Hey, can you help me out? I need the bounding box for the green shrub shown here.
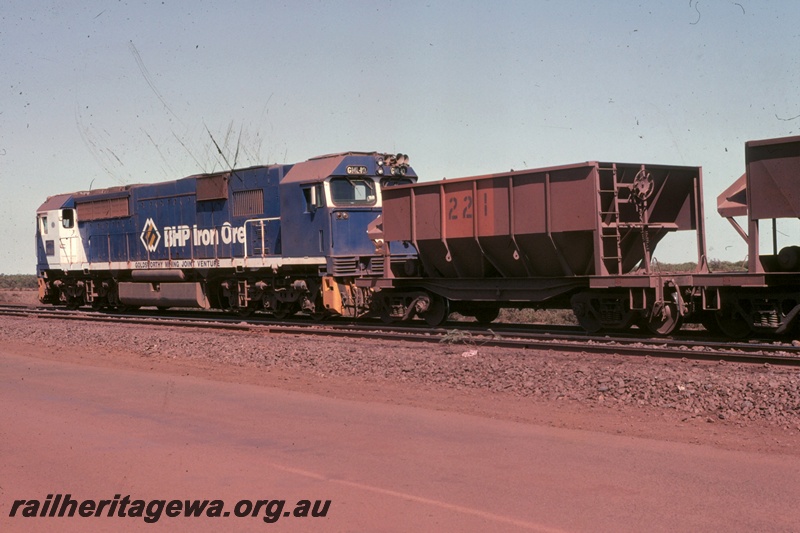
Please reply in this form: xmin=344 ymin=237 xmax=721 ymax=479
xmin=0 ymin=274 xmax=38 ymax=290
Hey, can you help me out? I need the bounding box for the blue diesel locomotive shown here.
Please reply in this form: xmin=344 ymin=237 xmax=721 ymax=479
xmin=36 ymin=152 xmax=416 ymax=318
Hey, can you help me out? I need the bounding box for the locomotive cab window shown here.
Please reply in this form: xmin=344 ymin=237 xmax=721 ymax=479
xmin=329 ymin=177 xmax=376 ymax=206
xmin=303 ymin=184 xmax=324 ymax=212
xmin=39 ymin=215 xmax=48 ymax=234
xmin=62 ymin=208 xmax=75 ymax=229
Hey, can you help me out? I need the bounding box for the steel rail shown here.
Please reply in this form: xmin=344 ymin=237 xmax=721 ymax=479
xmin=1 ymin=305 xmax=799 ymax=367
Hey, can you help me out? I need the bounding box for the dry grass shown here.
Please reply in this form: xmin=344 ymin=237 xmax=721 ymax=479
xmin=0 ymin=290 xmax=39 ymax=305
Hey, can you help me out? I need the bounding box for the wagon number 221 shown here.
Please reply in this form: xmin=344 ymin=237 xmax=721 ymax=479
xmin=448 ymin=195 xmax=473 ymax=220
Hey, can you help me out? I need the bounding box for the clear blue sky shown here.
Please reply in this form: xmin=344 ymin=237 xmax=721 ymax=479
xmin=1 ymin=0 xmax=798 ymax=274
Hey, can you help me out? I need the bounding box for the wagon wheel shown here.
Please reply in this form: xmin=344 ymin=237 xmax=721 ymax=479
xmin=421 ymin=295 xmax=449 ymax=327
xmin=715 ymin=309 xmax=751 ymax=339
xmin=379 ymin=307 xmax=395 ymax=324
xmin=378 ymin=296 xmax=396 ymax=324
xmin=645 ymin=302 xmax=682 ymax=336
xmin=699 ymin=312 xmax=723 ymax=335
xmin=472 ymin=306 xmax=500 ymax=326
xmin=570 ymin=293 xmax=603 ymax=334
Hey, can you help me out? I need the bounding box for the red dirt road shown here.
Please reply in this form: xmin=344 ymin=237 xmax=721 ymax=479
xmin=2 ymin=348 xmax=800 ymax=532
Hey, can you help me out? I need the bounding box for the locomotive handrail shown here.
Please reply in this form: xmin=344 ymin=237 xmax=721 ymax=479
xmin=243 ymin=217 xmax=280 ymax=260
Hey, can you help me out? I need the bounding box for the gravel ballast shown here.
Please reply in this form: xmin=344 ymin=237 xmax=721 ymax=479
xmin=2 ymin=315 xmax=799 ymax=431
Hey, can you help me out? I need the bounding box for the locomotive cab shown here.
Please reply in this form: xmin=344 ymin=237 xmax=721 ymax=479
xmin=278 ymin=152 xmax=417 ymax=278
xmin=266 ymin=152 xmax=417 ymax=317
xmin=35 ymin=194 xmax=88 ymax=305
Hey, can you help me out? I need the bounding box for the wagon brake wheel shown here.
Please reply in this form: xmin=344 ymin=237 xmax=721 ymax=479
xmin=645 ymin=302 xmax=682 ymax=336
xmin=631 ymin=169 xmax=654 ymax=201
xmin=422 ymin=295 xmax=449 ymax=327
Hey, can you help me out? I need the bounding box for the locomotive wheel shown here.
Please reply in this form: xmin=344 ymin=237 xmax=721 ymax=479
xmin=236 ymin=305 xmax=256 ymax=318
xmin=422 ymin=295 xmax=449 ymax=327
xmin=309 ymin=293 xmax=330 ymax=321
xmin=65 ymin=297 xmax=82 ymax=310
xmin=311 ymin=310 xmax=329 ymax=321
xmin=645 ymin=302 xmax=682 ymax=336
xmin=715 ymin=310 xmax=751 ymax=339
xmin=272 ymin=302 xmax=298 ymax=320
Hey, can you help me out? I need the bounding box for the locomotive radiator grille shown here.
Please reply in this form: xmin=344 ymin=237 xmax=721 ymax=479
xmin=332 ymin=256 xmax=384 ymax=276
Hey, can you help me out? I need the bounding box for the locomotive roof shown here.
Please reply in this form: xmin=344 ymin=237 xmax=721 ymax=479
xmin=281 ymin=155 xmax=346 ymax=185
xmin=36 ymin=193 xmax=74 ymax=213
xmin=35 ymin=164 xmax=277 ymax=211
xmin=307 ymin=151 xmax=384 ymax=160
xmin=37 ymin=152 xmax=397 ymax=210
xmin=281 ymin=151 xmax=385 ymax=185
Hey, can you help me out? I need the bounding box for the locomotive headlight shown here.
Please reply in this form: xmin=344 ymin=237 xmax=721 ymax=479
xmin=376 ymin=157 xmax=385 ymax=167
xmin=376 ymin=167 xmax=384 ymax=175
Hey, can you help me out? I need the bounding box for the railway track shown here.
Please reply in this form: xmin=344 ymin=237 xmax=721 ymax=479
xmin=2 ymin=304 xmax=800 ymax=367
